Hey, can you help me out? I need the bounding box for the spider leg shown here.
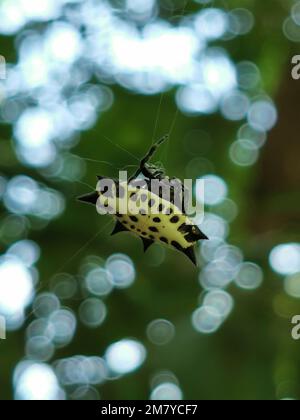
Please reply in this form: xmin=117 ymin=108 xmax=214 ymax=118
xmin=140 ymin=135 xmax=169 ymax=169
xmin=129 ymin=135 xmax=169 ymax=181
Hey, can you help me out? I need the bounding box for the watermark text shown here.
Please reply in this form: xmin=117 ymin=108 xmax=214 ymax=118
xmin=0 ymin=316 xmax=6 ymax=340
xmin=94 ymin=172 xmax=205 ymax=223
xmin=0 ymin=55 xmax=6 ymax=80
xmin=292 ymin=55 xmax=300 ymax=80
xmin=291 ymin=315 xmax=300 ymax=340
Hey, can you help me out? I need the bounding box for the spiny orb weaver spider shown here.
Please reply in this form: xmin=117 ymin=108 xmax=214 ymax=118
xmin=78 ymin=135 xmax=208 ymax=265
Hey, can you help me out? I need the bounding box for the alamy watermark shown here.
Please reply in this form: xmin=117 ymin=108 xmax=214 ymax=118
xmin=0 ymin=55 xmax=6 ymax=80
xmin=291 ymin=55 xmax=300 ymax=80
xmin=0 ymin=315 xmax=6 ymax=340
xmin=92 ymin=172 xmax=205 ymax=222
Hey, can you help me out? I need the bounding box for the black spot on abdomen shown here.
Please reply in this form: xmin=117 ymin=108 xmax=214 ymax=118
xmin=149 ymin=226 xmax=158 ymax=233
xmin=129 ymin=216 xmax=138 ymax=222
xmin=160 ymin=237 xmax=168 ymax=244
xmin=170 ymin=216 xmax=179 ymax=224
xmin=153 ymin=217 xmax=161 ymax=223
